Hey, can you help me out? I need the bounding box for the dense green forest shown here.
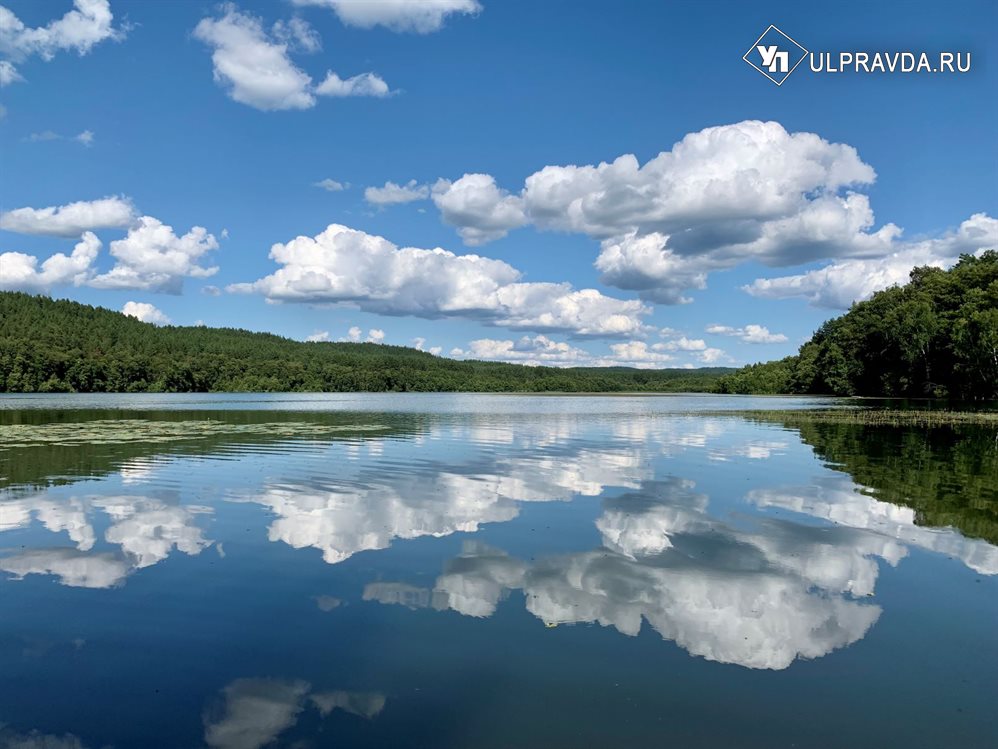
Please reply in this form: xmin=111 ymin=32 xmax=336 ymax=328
xmin=715 ymin=252 xmax=998 ymax=399
xmin=0 ymin=292 xmax=730 ymax=393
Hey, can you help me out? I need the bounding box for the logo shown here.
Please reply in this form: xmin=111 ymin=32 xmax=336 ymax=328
xmin=743 ymin=25 xmax=809 ymax=85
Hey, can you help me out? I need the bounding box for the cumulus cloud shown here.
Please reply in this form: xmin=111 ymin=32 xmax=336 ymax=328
xmin=310 ymin=690 xmax=386 ymax=719
xmin=0 ymin=1 xmax=123 ymax=71
xmin=0 ymin=493 xmax=213 ymax=588
xmin=430 ymin=121 xmax=950 ymax=305
xmin=315 ymin=70 xmax=391 ymax=98
xmin=202 ymin=678 xmax=386 ymax=749
xmin=432 ymin=174 xmax=528 ymax=245
xmin=292 ymin=0 xmax=481 ymax=33
xmin=194 ymin=6 xmax=391 ymax=111
xmin=366 ymin=328 xmax=385 ymax=343
xmin=0 ymin=208 xmax=219 ymax=294
xmin=450 ymin=334 xmax=718 ymax=369
xmin=0 ymin=232 xmax=100 ymax=292
xmin=749 ymin=476 xmax=998 ymax=576
xmin=344 ymin=325 xmax=362 ymax=342
xmin=194 ymin=6 xmax=316 ymax=111
xmin=235 ymin=420 xmax=650 ymax=564
xmin=89 ymin=216 xmax=219 ymax=293
xmin=228 ymin=223 xmax=650 ymax=337
xmin=364 ymin=179 xmax=429 ymax=206
xmin=706 ymin=324 xmax=788 ymax=343
xmin=271 ymin=16 xmax=321 ymax=53
xmin=306 ymin=330 xmax=330 ymax=342
xmin=0 ymin=59 xmax=24 ymax=86
xmin=204 ymin=678 xmax=311 ymax=749
xmin=658 ymin=335 xmax=707 ymax=351
xmin=0 ymin=196 xmax=135 ymax=237
xmin=0 ymin=548 xmax=130 ymax=588
xmin=122 ymin=301 xmax=170 ymax=325
xmin=411 ymin=337 xmax=443 ymax=355
xmin=367 ymin=477 xmax=895 ymax=670
xmin=0 ymin=726 xmax=91 ymax=749
xmin=745 ymin=213 xmax=998 ymax=308
xmin=453 ymin=335 xmax=592 ymax=366
xmin=313 ymin=177 xmax=346 ymax=191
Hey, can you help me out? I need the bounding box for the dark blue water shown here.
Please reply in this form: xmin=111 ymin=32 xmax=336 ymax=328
xmin=1 ymin=394 xmax=995 ymax=748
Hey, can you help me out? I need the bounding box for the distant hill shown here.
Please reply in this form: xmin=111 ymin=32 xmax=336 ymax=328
xmin=714 ymin=252 xmax=998 ymax=400
xmin=0 ymin=292 xmax=732 ymax=393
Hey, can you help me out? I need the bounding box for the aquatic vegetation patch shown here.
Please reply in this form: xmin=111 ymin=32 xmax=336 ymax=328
xmin=705 ymin=409 xmax=998 ymax=428
xmin=0 ymin=419 xmax=388 ymax=448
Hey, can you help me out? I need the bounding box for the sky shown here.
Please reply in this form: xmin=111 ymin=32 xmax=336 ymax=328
xmin=1 ymin=0 xmax=996 ymax=369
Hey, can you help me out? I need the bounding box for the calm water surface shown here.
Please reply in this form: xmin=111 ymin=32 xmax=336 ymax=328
xmin=1 ymin=394 xmax=996 ymax=748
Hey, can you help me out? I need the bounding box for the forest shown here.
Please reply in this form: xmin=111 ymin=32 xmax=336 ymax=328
xmin=0 ymin=292 xmax=729 ymax=393
xmin=714 ymin=252 xmax=998 ymax=400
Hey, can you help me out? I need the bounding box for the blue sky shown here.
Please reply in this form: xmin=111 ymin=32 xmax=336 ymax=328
xmin=1 ymin=0 xmax=996 ymax=368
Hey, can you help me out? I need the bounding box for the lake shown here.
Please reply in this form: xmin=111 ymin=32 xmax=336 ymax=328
xmin=1 ymin=394 xmax=995 ymax=749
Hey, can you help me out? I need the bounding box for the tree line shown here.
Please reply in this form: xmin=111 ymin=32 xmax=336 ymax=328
xmin=0 ymin=292 xmax=729 ymax=393
xmin=714 ymin=252 xmax=998 ymax=400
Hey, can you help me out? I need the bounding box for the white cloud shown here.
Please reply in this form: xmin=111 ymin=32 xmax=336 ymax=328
xmin=706 ymin=324 xmax=788 ymax=344
xmin=0 ymin=59 xmax=23 ymax=86
xmin=1 ymin=493 xmax=213 ymax=588
xmin=432 ymin=174 xmax=527 ymax=245
xmin=313 ymin=177 xmax=346 ymax=191
xmin=659 ymin=335 xmax=707 ymax=351
xmin=364 ymin=179 xmax=429 ymax=206
xmin=0 ymin=231 xmax=100 ymax=292
xmin=745 ymin=213 xmax=998 ymax=308
xmin=194 ymin=6 xmax=316 ymax=111
xmin=292 ymin=0 xmax=481 ymax=33
xmin=366 ymin=328 xmax=385 ymax=343
xmin=89 ymin=216 xmax=219 ymax=293
xmin=310 ymin=691 xmax=386 ymax=719
xmin=204 ymin=678 xmax=310 ymax=749
xmin=697 ymin=348 xmax=727 ymax=364
xmin=430 ymin=121 xmax=919 ymax=304
xmin=749 ymin=476 xmax=998 ymax=577
xmin=0 ymin=726 xmax=91 ymax=749
xmin=454 ymin=335 xmax=592 ymax=366
xmin=306 ymin=330 xmax=330 ymax=342
xmin=316 ymin=70 xmax=391 ymax=98
xmin=412 ymin=336 xmax=426 ymax=349
xmin=0 ymin=0 xmax=123 ymax=65
xmin=122 ymin=301 xmax=170 ymax=325
xmin=2 ymin=208 xmax=217 ymax=295
xmin=450 ymin=335 xmax=719 ymax=369
xmin=412 ymin=479 xmax=892 ymax=670
xmin=272 ymin=16 xmax=321 ymax=53
xmin=344 ymin=325 xmax=362 ymax=342
xmin=194 ymin=6 xmax=392 ymax=111
xmin=27 ymin=130 xmax=61 ymax=142
xmin=228 ymin=223 xmax=650 ymax=338
xmin=0 ymin=548 xmax=129 ymax=589
xmin=25 ymin=128 xmax=95 ymax=146
xmin=0 ymin=196 xmax=135 ymax=237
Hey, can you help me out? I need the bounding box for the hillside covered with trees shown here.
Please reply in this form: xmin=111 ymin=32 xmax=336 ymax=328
xmin=0 ymin=293 xmax=730 ymax=393
xmin=715 ymin=252 xmax=998 ymax=400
